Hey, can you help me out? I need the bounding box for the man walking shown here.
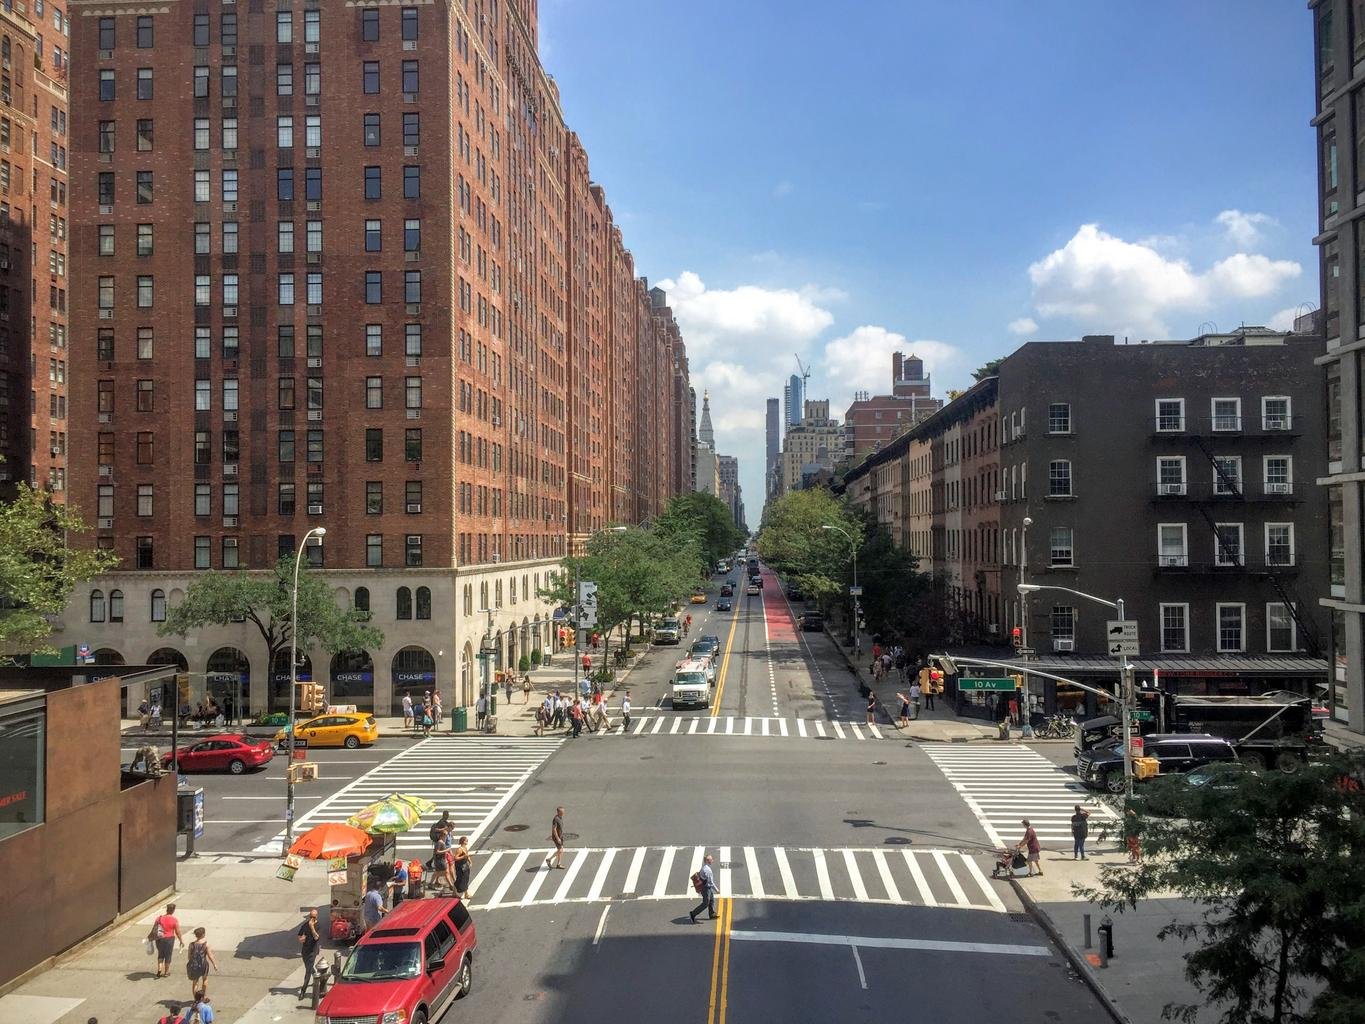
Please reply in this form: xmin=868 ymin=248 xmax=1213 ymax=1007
xmin=550 ymin=691 xmax=564 ymax=729
xmin=475 ymin=692 xmax=488 ymax=732
xmin=923 ymin=670 xmax=936 ymax=711
xmin=362 ymin=881 xmax=386 ymax=931
xmin=620 ymin=691 xmax=632 ymax=732
xmin=296 ymin=908 xmax=320 ymax=999
xmin=1070 ymin=805 xmax=1090 ymax=860
xmin=545 ymin=807 xmax=566 ymax=869
xmin=401 ymin=692 xmax=414 ymax=731
xmin=689 ymin=854 xmax=718 ymax=923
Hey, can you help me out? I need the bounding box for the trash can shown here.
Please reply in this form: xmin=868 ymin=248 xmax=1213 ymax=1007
xmin=489 ymin=693 xmax=497 ymax=716
xmin=451 ymin=707 xmax=467 ymax=733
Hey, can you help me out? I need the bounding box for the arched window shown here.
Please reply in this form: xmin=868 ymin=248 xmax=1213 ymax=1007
xmin=150 ymin=588 xmax=167 ymax=622
xmin=89 ymin=589 xmax=106 ymax=623
xmin=415 ymin=586 xmax=431 ymax=620
xmin=109 ymin=589 xmax=124 ymax=622
xmin=396 ymin=586 xmax=412 ymax=620
xmin=355 ymin=586 xmax=370 ymax=613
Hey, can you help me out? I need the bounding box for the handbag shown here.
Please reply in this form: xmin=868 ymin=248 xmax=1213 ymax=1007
xmin=144 ymin=938 xmax=155 ymax=956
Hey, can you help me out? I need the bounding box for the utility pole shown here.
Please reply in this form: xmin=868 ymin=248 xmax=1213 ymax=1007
xmin=284 ymin=526 xmax=325 ymax=854
xmin=1117 ymin=597 xmax=1134 ymax=799
xmin=1019 ymin=516 xmax=1033 ymax=737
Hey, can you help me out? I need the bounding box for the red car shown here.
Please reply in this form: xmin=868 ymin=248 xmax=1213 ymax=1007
xmin=319 ymin=897 xmax=476 ymax=1023
xmin=160 ymin=734 xmax=274 ymax=775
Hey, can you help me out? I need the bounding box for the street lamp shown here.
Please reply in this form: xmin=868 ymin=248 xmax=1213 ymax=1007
xmin=1017 ymin=582 xmax=1135 ymax=797
xmin=821 ymin=524 xmax=860 ymax=655
xmin=284 ymin=525 xmax=325 ymax=853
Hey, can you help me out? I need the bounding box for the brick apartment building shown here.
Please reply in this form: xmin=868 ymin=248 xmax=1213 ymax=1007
xmin=66 ymin=0 xmax=688 ymax=715
xmin=846 ymin=331 xmax=1329 ymax=713
xmin=843 ymin=351 xmax=943 ymax=462
xmin=0 ymin=2 xmax=69 ymax=494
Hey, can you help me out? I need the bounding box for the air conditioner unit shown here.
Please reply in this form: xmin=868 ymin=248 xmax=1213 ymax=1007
xmin=993 ymin=489 xmax=1006 ymax=501
xmin=491 ymin=553 xmax=500 ymax=563
xmin=492 ymin=415 xmax=501 ymax=427
xmin=223 ymin=463 xmax=238 ymax=476
xmin=222 ymin=516 xmax=238 ymax=527
xmin=223 ymin=410 xmax=238 ymax=422
xmin=404 ymin=146 xmax=418 ymax=157
xmin=98 ymin=309 xmax=113 ymax=320
xmin=307 ymin=504 xmax=323 ymax=515
xmin=50 ymin=446 xmax=60 ymax=457
xmin=406 ymin=356 xmax=420 ymax=367
xmin=307 ymin=357 xmax=322 ymax=368
xmin=405 ymin=251 xmax=420 ymax=261
xmin=307 ymin=201 xmax=321 ymax=212
xmin=1158 ymin=482 xmax=1185 ymax=495
xmin=406 ymin=304 xmax=421 ymax=315
xmin=305 ymin=42 xmax=318 ymax=54
xmin=97 ymin=517 xmax=113 ymax=529
xmin=1160 ymin=555 xmax=1187 ymax=567
xmin=307 ymin=304 xmax=322 ymax=317
xmin=98 ymin=464 xmax=112 ymax=477
xmin=403 ymin=40 xmax=417 ymax=51
xmin=306 ymin=252 xmax=321 ymax=264
xmin=99 ymin=152 xmax=111 ymax=163
xmin=1266 ymin=482 xmax=1291 ymax=494
xmin=99 ymin=49 xmax=113 ymax=60
xmin=222 ymin=46 xmax=236 ymax=57
xmin=223 ymin=96 xmax=236 ymax=109
xmin=224 ymin=202 xmax=237 ymax=213
xmin=307 ymin=410 xmax=322 ymax=421
xmin=403 ymin=93 xmax=416 ymax=104
xmin=406 ymin=502 xmax=422 ymax=514
xmin=305 ymin=95 xmax=318 ymax=107
xmin=97 ymin=412 xmax=111 ymax=423
xmin=406 ymin=409 xmax=421 ymax=420
xmin=305 ymin=147 xmax=320 ymax=159
xmin=1053 ymin=638 xmax=1075 ymax=652
xmin=1264 ymin=417 xmax=1289 ymax=430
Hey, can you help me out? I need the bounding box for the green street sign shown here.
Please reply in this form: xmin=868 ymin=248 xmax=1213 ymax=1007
xmin=1131 ymin=710 xmax=1155 ymax=722
xmin=957 ymin=677 xmax=1017 ymax=692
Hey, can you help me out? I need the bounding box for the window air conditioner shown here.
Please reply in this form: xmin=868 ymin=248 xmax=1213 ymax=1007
xmin=1053 ymin=638 xmax=1075 ymax=652
xmin=1265 ymin=482 xmax=1290 ymax=494
xmin=1158 ymin=483 xmax=1185 ymax=495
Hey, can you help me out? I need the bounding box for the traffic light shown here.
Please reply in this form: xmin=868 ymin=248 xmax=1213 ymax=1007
xmin=1011 ymin=626 xmax=1022 ymax=648
xmin=307 ymin=683 xmax=325 ymax=713
xmin=1011 ymin=674 xmax=1025 ymax=691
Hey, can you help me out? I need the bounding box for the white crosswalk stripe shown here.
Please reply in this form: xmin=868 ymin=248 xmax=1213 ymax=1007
xmin=921 ymin=744 xmax=1118 ymax=850
xmin=596 ymin=715 xmax=890 ymax=741
xmin=252 ymin=736 xmax=562 ymax=854
xmin=465 ymin=845 xmax=1005 ymax=912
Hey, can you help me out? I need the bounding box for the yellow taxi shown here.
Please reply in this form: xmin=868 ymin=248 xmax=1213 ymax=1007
xmin=689 ymin=590 xmax=708 ymax=604
xmin=274 ymin=712 xmax=380 ymax=750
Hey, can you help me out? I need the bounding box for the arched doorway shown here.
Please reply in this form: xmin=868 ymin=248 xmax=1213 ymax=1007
xmin=92 ymin=647 xmax=125 ymax=665
xmin=207 ymin=647 xmax=251 ymax=721
xmin=391 ymin=646 xmax=436 ymax=716
xmin=270 ymin=648 xmax=314 ymax=713
xmin=142 ymin=647 xmax=186 ymax=713
xmin=330 ymin=650 xmax=375 ymax=711
xmin=461 ymin=642 xmax=475 ymax=706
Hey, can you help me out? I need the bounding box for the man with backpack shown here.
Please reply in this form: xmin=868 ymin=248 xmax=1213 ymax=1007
xmin=689 ymin=854 xmax=718 ymax=923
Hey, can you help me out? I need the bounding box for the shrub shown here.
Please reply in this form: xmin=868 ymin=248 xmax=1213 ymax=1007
xmin=530 ymin=649 xmax=542 ymax=666
xmin=518 ymin=655 xmax=531 ymax=672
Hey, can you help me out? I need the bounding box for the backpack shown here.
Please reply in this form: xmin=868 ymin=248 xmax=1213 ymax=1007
xmin=691 ymin=872 xmax=705 ymax=894
xmin=430 ymin=822 xmax=444 ymax=843
xmin=187 ymin=942 xmax=208 ymax=975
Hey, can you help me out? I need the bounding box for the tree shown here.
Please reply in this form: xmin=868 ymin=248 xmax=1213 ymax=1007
xmin=847 ymin=509 xmax=943 ymax=656
xmin=654 ymin=492 xmax=745 ymax=570
xmin=972 ymin=355 xmax=1006 ymax=381
xmin=159 ymin=556 xmax=383 ymax=681
xmin=1076 ymin=753 xmax=1365 ymax=1024
xmin=756 ymin=489 xmax=861 ymax=608
xmin=0 ymin=485 xmax=120 ymax=658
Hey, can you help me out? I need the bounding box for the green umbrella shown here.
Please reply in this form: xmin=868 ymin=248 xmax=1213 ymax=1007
xmin=346 ymin=793 xmax=438 ymax=834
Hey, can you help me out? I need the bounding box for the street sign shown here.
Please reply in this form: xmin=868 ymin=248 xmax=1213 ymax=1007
xmin=1131 ymin=710 xmax=1154 ymax=722
xmin=1106 ymin=620 xmax=1139 ymax=657
xmin=849 ymin=585 xmax=863 ymax=597
xmin=577 ymin=581 xmax=598 ymax=608
xmin=957 ymin=677 xmax=1017 ymax=692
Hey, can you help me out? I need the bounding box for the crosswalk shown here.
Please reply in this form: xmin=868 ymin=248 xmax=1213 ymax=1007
xmin=254 ymin=736 xmax=563 ymax=854
xmin=921 ymin=744 xmax=1119 ymax=849
xmin=463 ymin=844 xmax=1005 ymax=913
xmin=595 ymin=714 xmax=888 ymax=741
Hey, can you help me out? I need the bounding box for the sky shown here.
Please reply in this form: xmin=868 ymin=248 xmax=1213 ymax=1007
xmin=538 ymin=0 xmax=1320 ymax=521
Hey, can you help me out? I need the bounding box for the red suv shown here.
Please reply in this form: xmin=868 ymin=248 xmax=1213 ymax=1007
xmin=317 ymin=897 xmax=476 ymax=1024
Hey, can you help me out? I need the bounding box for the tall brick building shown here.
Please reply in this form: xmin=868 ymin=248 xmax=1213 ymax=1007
xmin=0 ymin=3 xmax=69 ymax=494
xmin=67 ymin=0 xmax=687 ymax=715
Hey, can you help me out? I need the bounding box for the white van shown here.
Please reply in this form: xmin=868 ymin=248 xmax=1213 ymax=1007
xmin=672 ymin=660 xmax=711 ymax=709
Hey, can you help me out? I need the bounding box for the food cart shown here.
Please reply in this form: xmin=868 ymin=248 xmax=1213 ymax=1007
xmin=328 ymin=831 xmax=397 ymax=942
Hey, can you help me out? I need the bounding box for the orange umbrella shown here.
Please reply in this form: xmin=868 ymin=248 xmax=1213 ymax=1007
xmin=288 ymin=821 xmax=372 ymax=860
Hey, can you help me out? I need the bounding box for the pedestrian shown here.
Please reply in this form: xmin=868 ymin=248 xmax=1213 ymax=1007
xmin=296 ymin=909 xmax=320 ymax=999
xmin=866 ymin=691 xmax=877 ymax=725
xmin=147 ymin=902 xmax=184 ymax=978
xmin=550 ymin=692 xmax=565 ymax=730
xmin=421 ymin=703 xmax=434 ymax=737
xmin=452 ymin=835 xmax=472 ymax=897
xmin=430 ymin=691 xmax=442 ymax=726
xmin=403 ymin=691 xmax=414 ymax=729
xmin=157 ymin=1004 xmax=184 ymax=1024
xmin=923 ymin=672 xmax=936 ymax=711
xmin=909 ymin=679 xmax=922 ymax=720
xmin=522 ymin=675 xmax=533 ymax=704
xmin=475 ymin=693 xmax=488 ymax=731
xmin=581 ymin=652 xmax=591 ymax=674
xmin=412 ymin=696 xmax=426 ymax=738
xmin=361 ymin=881 xmax=386 ymax=931
xmin=138 ymin=697 xmax=152 ymax=731
xmin=545 ymin=806 xmax=566 ymax=868
xmin=1124 ymin=807 xmax=1142 ymax=863
xmin=440 ymin=830 xmax=457 ymax=892
xmin=621 ymin=690 xmax=632 ymax=732
xmin=191 ymin=995 xmax=215 ymax=1024
xmin=569 ymin=699 xmax=583 ymax=738
xmin=1070 ymin=805 xmax=1090 ymax=860
xmin=689 ymin=854 xmax=718 ymax=923
xmin=504 ymin=676 xmax=513 ymax=703
xmin=1020 ymin=819 xmax=1043 ymax=877
xmin=593 ymin=693 xmax=612 ymax=733
xmin=895 ymin=692 xmax=910 ymax=729
xmin=389 ymin=858 xmax=409 ymax=906
xmin=184 ymin=927 xmax=218 ymax=1002
xmin=533 ymin=702 xmax=548 ymax=737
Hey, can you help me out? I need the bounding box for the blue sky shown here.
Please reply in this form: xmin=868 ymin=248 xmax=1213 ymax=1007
xmin=539 ymin=0 xmax=1320 ymax=516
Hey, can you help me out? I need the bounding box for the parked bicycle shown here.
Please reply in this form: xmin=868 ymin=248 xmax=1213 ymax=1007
xmin=1035 ymin=714 xmax=1077 ymax=739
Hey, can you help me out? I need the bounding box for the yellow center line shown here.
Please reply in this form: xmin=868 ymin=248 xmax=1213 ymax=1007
xmin=710 ymin=598 xmax=742 ymax=716
xmin=719 ymin=896 xmax=734 ymax=1022
xmin=707 ymin=897 xmax=725 ymax=1022
xmin=706 ymin=897 xmax=734 ymax=1024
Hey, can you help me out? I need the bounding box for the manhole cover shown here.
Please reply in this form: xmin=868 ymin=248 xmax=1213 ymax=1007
xmin=815 ymin=735 xmax=834 ymax=740
xmin=883 ymin=836 xmax=911 ymax=845
xmin=872 ymin=760 xmax=887 ymax=766
xmin=563 ymin=832 xmax=580 ymax=841
xmin=640 ymin=755 xmax=655 ymax=760
xmin=503 ymin=824 xmax=529 ymax=833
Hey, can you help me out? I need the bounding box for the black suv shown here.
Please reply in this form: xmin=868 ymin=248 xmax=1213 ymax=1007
xmin=1076 ymin=733 xmax=1238 ymax=794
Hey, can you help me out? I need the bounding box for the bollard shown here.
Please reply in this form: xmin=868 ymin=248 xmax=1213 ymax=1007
xmin=1083 ymin=912 xmax=1092 ymax=949
xmin=1098 ymin=915 xmax=1114 ymax=966
xmin=311 ymin=959 xmax=329 ymax=1009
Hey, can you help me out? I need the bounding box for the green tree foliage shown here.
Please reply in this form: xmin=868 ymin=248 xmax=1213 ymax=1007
xmin=159 ymin=556 xmax=383 ymax=674
xmin=849 ymin=509 xmax=943 ymax=655
xmin=1077 ymin=753 xmax=1365 ymax=1024
xmin=654 ymin=492 xmax=745 ymax=570
xmin=756 ymin=489 xmax=861 ymax=604
xmin=0 ymin=485 xmax=120 ymax=657
xmin=972 ymin=356 xmax=1006 ymax=381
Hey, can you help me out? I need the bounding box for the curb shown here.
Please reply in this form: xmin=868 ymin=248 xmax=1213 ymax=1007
xmin=1009 ymin=879 xmax=1130 ymax=1024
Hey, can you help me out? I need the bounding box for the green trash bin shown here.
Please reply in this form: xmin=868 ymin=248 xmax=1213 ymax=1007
xmin=451 ymin=707 xmax=467 ymax=733
xmin=489 ymin=693 xmax=497 ymax=715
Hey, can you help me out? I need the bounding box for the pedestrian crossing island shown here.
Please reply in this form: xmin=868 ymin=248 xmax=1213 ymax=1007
xmin=466 ymin=844 xmax=1006 ymax=914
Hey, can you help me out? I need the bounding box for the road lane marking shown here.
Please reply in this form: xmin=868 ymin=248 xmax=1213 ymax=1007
xmin=726 ymin=929 xmax=1049 ymax=957
xmin=684 ymin=846 xmax=706 ymax=896
xmin=652 ymin=846 xmax=677 ymax=898
xmin=651 ymin=717 xmax=665 ymax=735
xmin=851 ymin=944 xmax=868 ymax=989
xmin=592 ymin=904 xmax=611 ymax=947
xmin=797 ymin=719 xmax=808 ymax=737
xmin=960 ymin=854 xmax=1008 ymax=914
xmin=851 ymin=724 xmax=865 ymax=740
xmin=815 ymin=721 xmax=826 ymax=737
xmin=933 ymin=850 xmax=972 ymax=907
xmin=622 ymin=846 xmax=647 ymax=894
xmin=871 ymin=849 xmax=901 ymax=903
xmin=777 ymin=718 xmax=788 ymax=737
xmin=831 ymin=721 xmax=846 ymax=739
xmin=707 ymin=898 xmax=725 ymax=1024
xmin=719 ymin=846 xmax=732 ymax=896
xmin=586 ymin=847 xmax=617 ymax=902
xmin=719 ymin=897 xmax=733 ymax=1022
xmin=552 ymin=849 xmax=590 ymax=902
xmin=901 ymin=849 xmax=938 ymax=907
xmin=689 ymin=718 xmax=701 ymax=734
xmin=868 ymin=724 xmax=884 ymax=739
xmin=466 ymin=850 xmax=504 ymax=898
xmin=710 ymin=600 xmax=743 ymax=716
xmin=812 ymin=848 xmax=834 ymax=900
xmin=842 ymin=849 xmax=869 ymax=902
xmin=670 ymin=717 xmax=683 ymax=734
xmin=483 ymin=849 xmax=530 ymax=907
xmin=707 ymin=716 xmax=718 ymax=734
xmin=773 ymin=846 xmax=797 ymax=899
xmin=519 ymin=855 xmax=556 ymax=905
xmin=743 ymin=846 xmax=763 ymax=898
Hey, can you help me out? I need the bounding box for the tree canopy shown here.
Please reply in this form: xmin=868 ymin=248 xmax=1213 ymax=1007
xmin=1078 ymin=753 xmax=1365 ymax=1024
xmin=159 ymin=556 xmax=383 ymax=671
xmin=0 ymin=485 xmax=120 ymax=658
xmin=654 ymin=492 xmax=745 ymax=570
xmin=755 ymin=488 xmax=862 ymax=604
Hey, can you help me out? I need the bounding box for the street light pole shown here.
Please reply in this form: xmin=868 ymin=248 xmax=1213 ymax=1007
xmin=284 ymin=525 xmax=326 ymax=854
xmin=821 ymin=524 xmax=860 ymax=655
xmin=1019 ymin=516 xmax=1033 ymax=737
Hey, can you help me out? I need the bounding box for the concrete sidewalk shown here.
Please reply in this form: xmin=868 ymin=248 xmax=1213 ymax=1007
xmin=0 ymin=855 xmax=329 ymax=1024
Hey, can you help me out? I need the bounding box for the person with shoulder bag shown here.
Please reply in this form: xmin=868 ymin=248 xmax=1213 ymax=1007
xmin=148 ymin=902 xmax=184 ymax=978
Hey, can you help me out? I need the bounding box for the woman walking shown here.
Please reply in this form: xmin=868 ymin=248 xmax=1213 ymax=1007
xmin=1070 ymin=805 xmax=1090 ymax=860
xmin=147 ymin=902 xmax=184 ymax=979
xmin=895 ymin=692 xmax=911 ymax=729
xmin=185 ymin=927 xmax=219 ymax=1002
xmin=452 ymin=835 xmax=472 ymax=899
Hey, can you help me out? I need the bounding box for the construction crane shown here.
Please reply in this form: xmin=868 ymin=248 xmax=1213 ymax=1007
xmin=794 ymin=354 xmax=811 ymax=393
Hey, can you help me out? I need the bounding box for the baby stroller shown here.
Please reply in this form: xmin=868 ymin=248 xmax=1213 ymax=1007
xmin=991 ymin=846 xmax=1029 ymax=879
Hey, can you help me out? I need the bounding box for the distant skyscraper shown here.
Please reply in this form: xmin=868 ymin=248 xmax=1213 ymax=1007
xmin=698 ymin=391 xmax=716 ymax=448
xmin=765 ymin=398 xmax=780 ymax=498
xmin=783 ymin=373 xmax=805 ymax=433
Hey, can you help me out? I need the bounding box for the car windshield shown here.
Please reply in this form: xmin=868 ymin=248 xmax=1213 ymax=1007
xmin=339 ymin=942 xmax=421 ymax=981
xmin=676 ymin=672 xmax=706 ymax=686
xmin=661 ymin=619 xmax=679 ymax=629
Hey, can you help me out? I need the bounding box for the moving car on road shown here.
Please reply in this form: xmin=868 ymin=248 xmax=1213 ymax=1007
xmin=656 ymin=617 xmax=682 ymax=644
xmin=716 ymin=597 xmax=732 ymax=611
xmin=317 ymin=896 xmax=475 ymax=1024
xmin=720 ymin=584 xmax=734 ymax=596
xmin=1077 ymin=732 xmax=1238 ymax=794
xmin=691 ymin=636 xmax=721 ymax=661
xmin=274 ymin=711 xmax=380 ymax=750
xmin=689 ymin=590 xmax=708 ymax=604
xmin=160 ymin=734 xmax=274 ymax=775
xmin=672 ymin=660 xmax=711 ymax=709
xmin=799 ymin=611 xmax=824 ymax=632
xmin=746 ymin=582 xmax=761 ymax=596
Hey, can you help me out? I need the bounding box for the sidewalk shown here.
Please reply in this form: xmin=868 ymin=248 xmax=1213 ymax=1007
xmin=1323 ymin=718 xmax=1365 ymax=750
xmin=0 ymin=855 xmax=328 ymax=1024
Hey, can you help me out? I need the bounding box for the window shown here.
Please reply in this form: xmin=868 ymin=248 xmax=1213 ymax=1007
xmin=366 ymin=534 xmax=383 ymax=567
xmin=1160 ymin=604 xmax=1189 ymax=652
xmin=276 ymin=11 xmax=292 ymax=43
xmin=221 ymin=11 xmax=238 ymax=47
xmin=1217 ymin=604 xmax=1245 ymax=652
xmin=304 ymin=9 xmax=320 ymax=44
xmin=1267 ymin=603 xmax=1297 ymax=652
xmin=1047 ymin=459 xmax=1071 ymax=496
xmin=194 ymin=484 xmax=210 ymax=517
xmin=193 ymin=65 xmax=209 ymax=98
xmin=1261 ymin=395 xmax=1291 ymax=431
xmin=1158 ymin=523 xmax=1188 ymax=567
xmin=98 ymin=172 xmax=115 ymax=206
xmin=366 ymin=481 xmax=383 ymax=515
xmin=223 ymin=430 xmax=240 ymax=465
xmin=1048 ymin=526 xmax=1073 ymax=567
xmin=366 ymin=376 xmax=383 ymax=409
xmin=365 ymin=428 xmax=383 ymax=462
xmin=223 ymin=170 xmax=239 ymax=204
xmin=1264 ymin=455 xmax=1292 ymax=495
xmin=1157 ymin=456 xmax=1185 ymax=495
xmin=1211 ymin=397 xmax=1241 ymax=432
xmin=194 ymin=275 xmax=211 ymax=306
xmin=365 ymin=165 xmax=381 ymax=199
xmin=363 ymin=61 xmax=380 ymax=94
xmin=363 ymin=113 xmax=380 ymax=147
xmin=306 ymin=115 xmax=322 ymax=148
xmin=137 ymin=119 xmax=153 ymax=150
xmin=365 ymin=219 xmax=381 ymax=251
xmin=305 ymin=167 xmax=321 ymax=201
xmin=223 ymin=378 xmax=239 ymax=413
xmin=405 ymin=428 xmax=422 ymax=462
xmin=99 ymin=225 xmax=116 ymax=256
xmin=278 ymin=221 xmax=295 ymax=253
xmin=99 ymin=69 xmax=115 ymax=101
xmin=404 ymin=219 xmax=420 ymax=252
xmin=305 ymin=63 xmax=321 ymax=96
xmin=396 ymin=586 xmax=412 ymax=620
xmin=365 ymin=272 xmax=382 ymax=304
xmin=1214 ymin=523 xmax=1244 ymax=567
xmin=405 ymin=480 xmax=422 ymax=513
xmin=1212 ymin=456 xmax=1242 ymax=496
xmin=136 ymin=483 xmax=153 ymax=517
xmin=1155 ymin=398 xmax=1184 ymax=432
xmin=307 ymin=429 xmax=324 ymax=463
xmin=192 ymin=13 xmax=210 ymax=46
xmin=137 ymin=223 xmax=153 ymax=256
xmin=402 ymin=7 xmax=419 ymax=40
xmin=1265 ymin=523 xmax=1295 ymax=567
xmin=137 ymin=67 xmax=153 ymax=100
xmin=96 ymin=328 xmax=115 ymax=361
xmin=99 ymin=16 xmax=116 ymax=49
xmin=306 ymin=221 xmax=323 ymax=252
xmin=278 ymin=429 xmax=295 ymax=463
xmin=222 ymin=537 xmax=240 ymax=569
xmin=136 ymin=171 xmax=153 ymax=204
xmin=366 ymin=324 xmax=383 ymax=356
xmin=90 ymin=589 xmax=106 ymax=623
xmin=277 ymin=62 xmax=293 ymax=95
xmin=402 ymin=60 xmax=418 ymax=94
xmin=403 ymin=112 xmax=419 ymax=147
xmin=405 ymin=534 xmax=423 ymax=567
xmin=137 ymin=537 xmax=154 ymax=570
xmin=361 ymin=8 xmax=379 ymax=41
xmin=277 ymin=167 xmax=294 ymax=201
xmin=278 ymin=376 xmax=296 ymax=410
xmin=194 ymin=170 xmax=211 ymax=203
xmin=405 ymin=324 xmax=422 ymax=357
xmin=404 ymin=164 xmax=420 ymax=199
xmin=222 ymin=117 xmax=238 ymax=150
xmin=278 ymin=273 xmax=295 ymax=306
xmin=405 ymin=376 xmax=422 ymax=409
xmin=98 ymin=120 xmax=115 ymax=154
xmin=193 ymin=536 xmax=210 ymax=569
xmin=136 ymin=275 xmax=153 ymax=307
xmin=150 ymin=588 xmax=167 ymax=620
xmin=1047 ymin=402 xmax=1071 ymax=434
xmin=195 ymin=431 xmax=211 ymax=464
xmin=136 ymin=378 xmax=154 ymax=411
xmin=138 ymin=328 xmax=155 ymax=359
xmin=277 ymin=115 xmax=293 ymax=148
xmin=1050 ymin=606 xmax=1075 ymax=645
xmin=404 ymin=271 xmax=421 ymax=303
xmin=276 ymin=482 xmax=296 ymax=516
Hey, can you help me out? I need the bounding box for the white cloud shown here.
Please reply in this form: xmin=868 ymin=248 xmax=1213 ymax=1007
xmin=772 ymin=180 xmax=795 ymax=199
xmin=655 ymin=271 xmax=835 ymax=360
xmin=820 ymin=325 xmax=962 ymax=400
xmin=1027 ymin=223 xmax=1301 ymax=336
xmin=1008 ymin=317 xmax=1039 ymax=336
xmin=1215 ymin=209 xmax=1275 ymax=249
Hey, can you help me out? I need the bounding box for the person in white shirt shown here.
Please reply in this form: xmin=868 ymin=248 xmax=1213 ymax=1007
xmin=620 ymin=691 xmax=632 ymax=731
xmin=401 ymin=693 xmax=414 ymax=730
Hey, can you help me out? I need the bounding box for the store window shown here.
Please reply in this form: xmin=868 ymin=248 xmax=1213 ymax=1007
xmin=0 ymin=703 xmax=45 ymax=839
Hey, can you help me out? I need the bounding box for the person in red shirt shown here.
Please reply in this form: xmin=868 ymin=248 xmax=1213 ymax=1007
xmin=1019 ymin=820 xmax=1043 ymax=876
xmin=146 ymin=901 xmax=185 ymax=978
xmin=581 ymin=652 xmax=591 ymax=673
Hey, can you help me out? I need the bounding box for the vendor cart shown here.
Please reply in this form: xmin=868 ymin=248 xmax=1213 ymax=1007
xmin=328 ymin=832 xmax=397 ymax=942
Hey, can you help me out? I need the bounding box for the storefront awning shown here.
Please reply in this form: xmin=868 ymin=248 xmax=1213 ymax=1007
xmin=948 ymin=651 xmax=1328 ymax=677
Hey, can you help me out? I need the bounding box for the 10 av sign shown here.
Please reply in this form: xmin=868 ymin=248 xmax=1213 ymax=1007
xmin=957 ymin=677 xmax=1017 ymax=692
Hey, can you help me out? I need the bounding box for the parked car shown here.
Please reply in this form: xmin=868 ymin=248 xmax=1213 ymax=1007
xmin=1136 ymin=761 xmax=1261 ymax=817
xmin=160 ymin=734 xmax=274 ymax=775
xmin=655 ymin=617 xmax=682 ymax=644
xmin=798 ymin=611 xmax=824 ymax=632
xmin=317 ymin=897 xmax=475 ymax=1024
xmin=787 ymin=587 xmax=805 ymax=602
xmin=1076 ymin=733 xmax=1238 ymax=794
xmin=690 ymin=637 xmax=720 ymax=660
xmin=275 ymin=712 xmax=379 ymax=750
xmin=715 ymin=597 xmax=732 ymax=611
